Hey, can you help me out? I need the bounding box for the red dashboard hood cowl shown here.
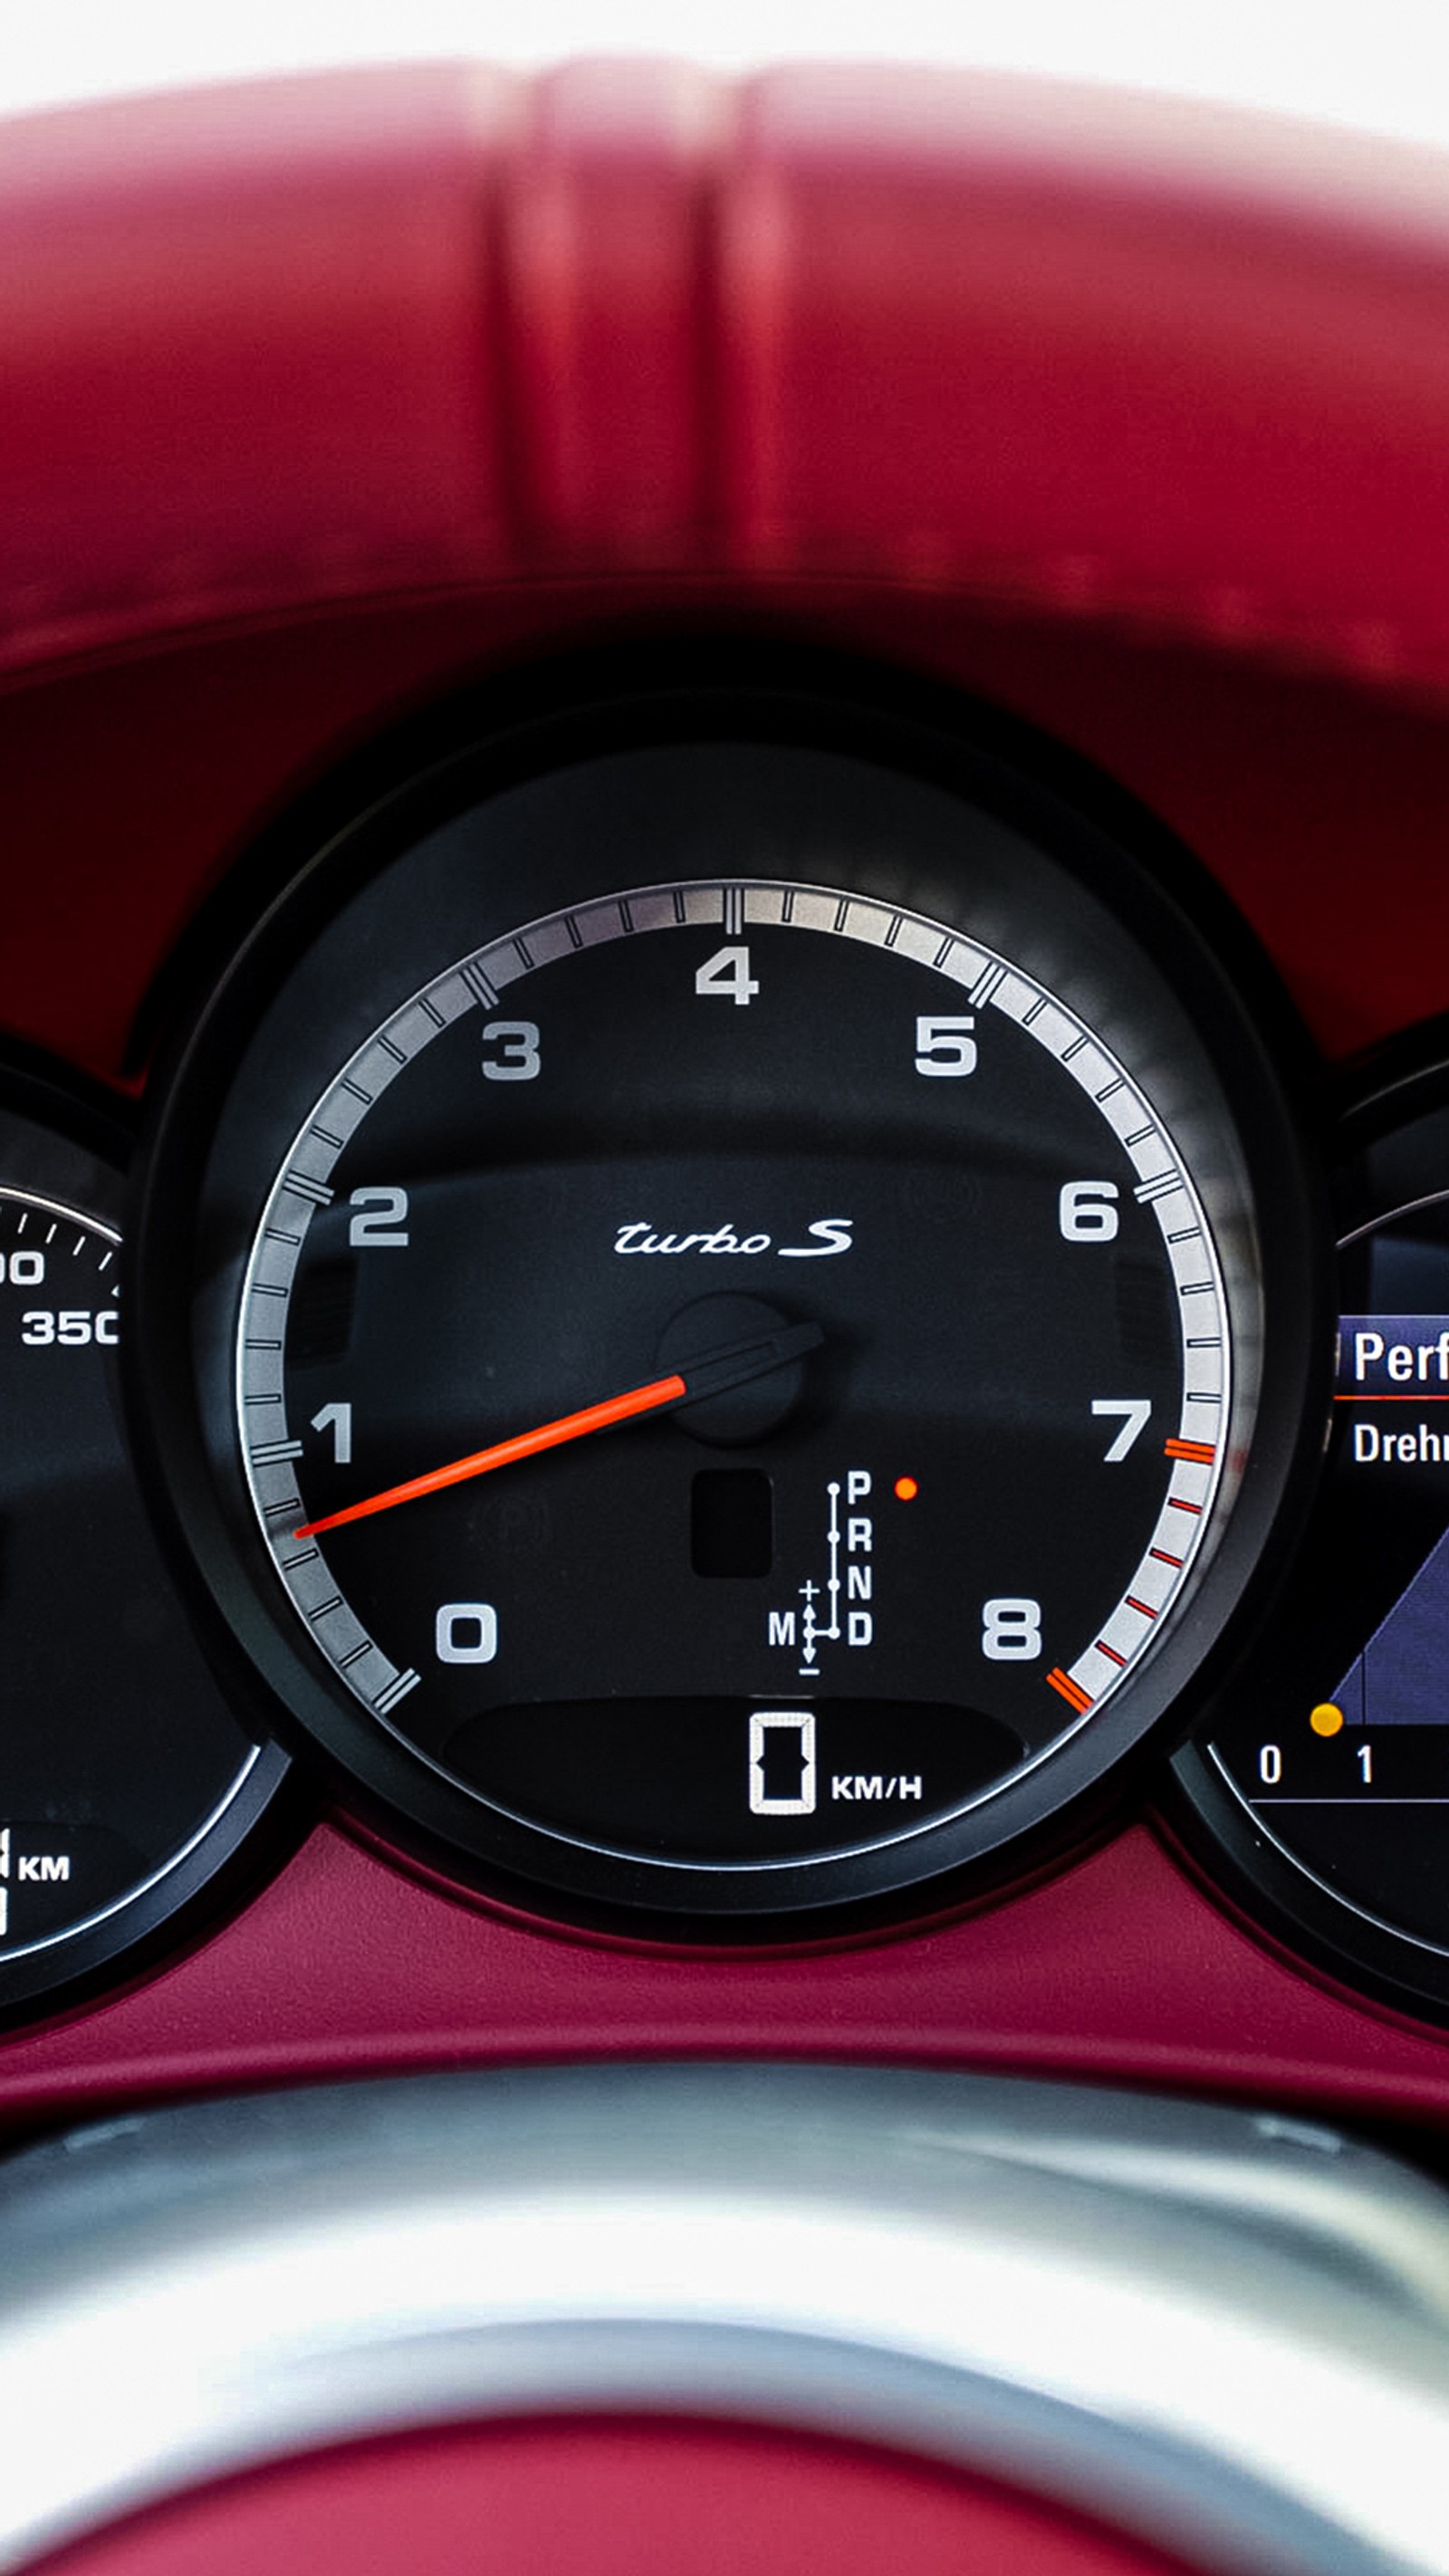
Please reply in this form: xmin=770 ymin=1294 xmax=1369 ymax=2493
xmin=2 ymin=59 xmax=1449 ymax=700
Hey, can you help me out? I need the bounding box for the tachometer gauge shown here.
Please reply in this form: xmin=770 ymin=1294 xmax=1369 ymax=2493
xmin=1174 ymin=1043 xmax=1449 ymax=2023
xmin=0 ymin=1057 xmax=287 ymax=2018
xmin=130 ymin=660 xmax=1325 ymax=1929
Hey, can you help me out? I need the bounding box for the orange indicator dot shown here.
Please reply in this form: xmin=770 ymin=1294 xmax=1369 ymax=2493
xmin=1310 ymin=1702 xmax=1345 ymax=1738
xmin=894 ymin=1475 xmax=918 ymax=1502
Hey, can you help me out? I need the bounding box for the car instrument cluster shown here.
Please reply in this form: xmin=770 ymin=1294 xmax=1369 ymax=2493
xmin=11 ymin=652 xmax=1449 ymax=2015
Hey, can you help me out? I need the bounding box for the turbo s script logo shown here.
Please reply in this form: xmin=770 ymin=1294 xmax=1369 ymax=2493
xmin=612 ymin=1219 xmax=853 ymax=1259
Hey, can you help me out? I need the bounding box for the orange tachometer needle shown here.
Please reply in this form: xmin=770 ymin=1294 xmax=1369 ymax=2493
xmin=293 ymin=1317 xmax=823 ymax=1540
xmin=293 ymin=1374 xmax=687 ymax=1537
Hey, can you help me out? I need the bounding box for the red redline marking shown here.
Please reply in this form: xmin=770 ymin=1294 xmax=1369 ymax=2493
xmin=1167 ymin=1498 xmax=1203 ymax=1515
xmin=1047 ymin=1667 xmax=1093 ymax=1713
xmin=1096 ymin=1642 xmax=1128 ymax=1668
xmin=1333 ymin=1393 xmax=1449 ymax=1402
xmin=1127 ymin=1595 xmax=1159 ymax=1620
xmin=1165 ymin=1437 xmax=1216 ymax=1464
xmin=1149 ymin=1547 xmax=1185 ymax=1570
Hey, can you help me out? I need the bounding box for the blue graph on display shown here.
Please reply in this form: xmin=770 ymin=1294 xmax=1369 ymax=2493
xmin=1331 ymin=1523 xmax=1449 ymax=1725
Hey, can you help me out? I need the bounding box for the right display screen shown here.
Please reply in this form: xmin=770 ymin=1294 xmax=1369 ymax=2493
xmin=1176 ymin=1063 xmax=1449 ymax=2019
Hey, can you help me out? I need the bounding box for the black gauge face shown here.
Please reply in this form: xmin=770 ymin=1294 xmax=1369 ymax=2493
xmin=1176 ymin=1061 xmax=1449 ymax=2022
xmin=0 ymin=1072 xmax=287 ymax=2017
xmin=132 ymin=669 xmax=1323 ymax=1927
xmin=248 ymin=887 xmax=1229 ymax=1858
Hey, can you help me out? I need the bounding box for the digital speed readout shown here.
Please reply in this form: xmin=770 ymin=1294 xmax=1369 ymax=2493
xmin=132 ymin=693 xmax=1319 ymax=1927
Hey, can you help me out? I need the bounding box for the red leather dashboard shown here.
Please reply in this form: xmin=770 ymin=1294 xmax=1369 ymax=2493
xmin=5 ymin=59 xmax=1449 ymax=2123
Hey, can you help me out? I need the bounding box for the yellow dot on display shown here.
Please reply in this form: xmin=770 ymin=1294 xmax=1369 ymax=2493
xmin=894 ymin=1475 xmax=918 ymax=1502
xmin=1310 ymin=1702 xmax=1345 ymax=1737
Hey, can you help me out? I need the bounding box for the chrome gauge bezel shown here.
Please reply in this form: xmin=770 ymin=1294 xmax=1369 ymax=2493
xmin=241 ymin=879 xmax=1236 ymax=1804
xmin=128 ymin=652 xmax=1329 ymax=1937
xmin=0 ymin=1048 xmax=291 ymax=2023
xmin=1170 ymin=1034 xmax=1449 ymax=2027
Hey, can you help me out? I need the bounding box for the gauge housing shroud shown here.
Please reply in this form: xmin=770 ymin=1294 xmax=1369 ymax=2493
xmin=128 ymin=653 xmax=1329 ymax=1935
xmin=1172 ymin=1033 xmax=1449 ymax=2027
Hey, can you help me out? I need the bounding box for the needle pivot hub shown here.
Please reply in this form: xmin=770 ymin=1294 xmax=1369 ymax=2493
xmin=657 ymin=1295 xmax=820 ymax=1446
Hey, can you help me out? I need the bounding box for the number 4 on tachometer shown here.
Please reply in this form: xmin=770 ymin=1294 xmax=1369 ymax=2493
xmin=695 ymin=946 xmax=759 ymax=1006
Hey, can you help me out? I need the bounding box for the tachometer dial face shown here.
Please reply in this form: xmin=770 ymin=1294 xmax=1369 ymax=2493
xmin=0 ymin=1069 xmax=287 ymax=2017
xmin=245 ymin=882 xmax=1230 ymax=1852
xmin=132 ymin=669 xmax=1323 ymax=1927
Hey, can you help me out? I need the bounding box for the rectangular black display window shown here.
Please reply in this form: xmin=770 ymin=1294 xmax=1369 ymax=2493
xmin=691 ymin=1470 xmax=773 ymax=1578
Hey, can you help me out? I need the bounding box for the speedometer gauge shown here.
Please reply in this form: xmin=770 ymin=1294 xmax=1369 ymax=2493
xmin=130 ymin=659 xmax=1325 ymax=1929
xmin=0 ymin=1056 xmax=287 ymax=2017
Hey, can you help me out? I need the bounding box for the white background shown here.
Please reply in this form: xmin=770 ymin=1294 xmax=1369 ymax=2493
xmin=5 ymin=0 xmax=1449 ymax=149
